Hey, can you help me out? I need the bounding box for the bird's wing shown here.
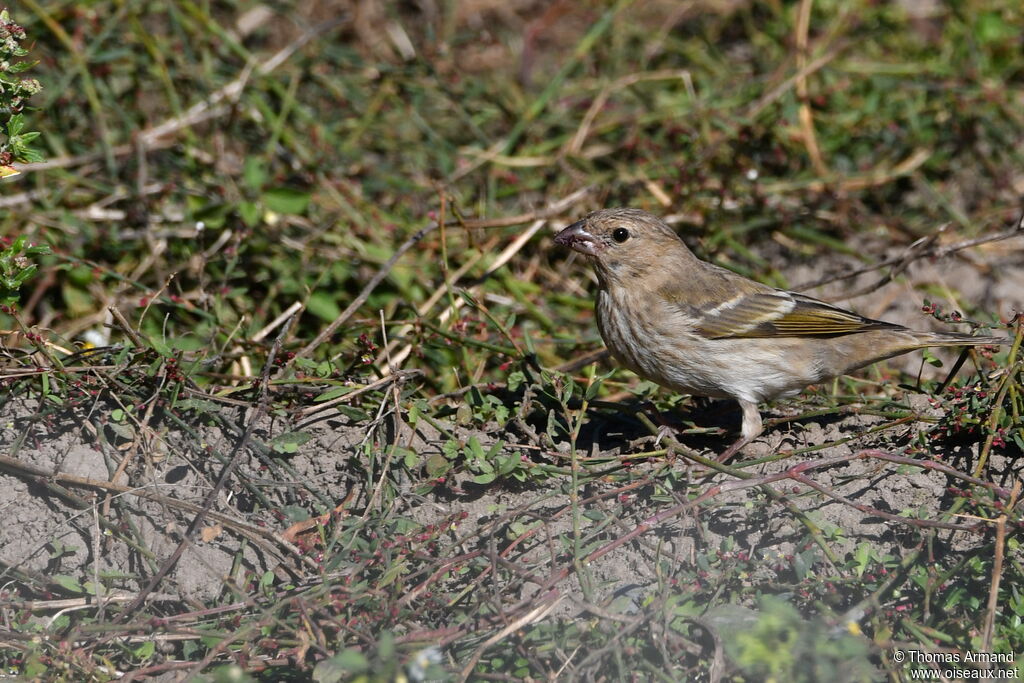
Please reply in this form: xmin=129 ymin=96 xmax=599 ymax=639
xmin=692 ymin=290 xmax=899 ymax=339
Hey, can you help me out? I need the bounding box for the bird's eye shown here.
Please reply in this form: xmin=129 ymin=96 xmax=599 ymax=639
xmin=612 ymin=227 xmax=630 ymax=243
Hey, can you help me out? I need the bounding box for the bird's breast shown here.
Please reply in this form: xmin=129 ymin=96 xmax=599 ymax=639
xmin=595 ymin=285 xmax=706 ymax=388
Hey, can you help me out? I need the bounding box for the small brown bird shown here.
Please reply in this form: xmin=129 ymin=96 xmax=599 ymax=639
xmin=555 ymin=208 xmax=1005 ymax=458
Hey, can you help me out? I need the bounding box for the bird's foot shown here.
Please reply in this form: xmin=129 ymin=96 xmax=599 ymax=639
xmin=653 ymin=423 xmax=676 ymax=448
xmin=717 ymin=435 xmax=752 ymax=464
xmin=628 ymin=423 xmax=678 ymax=450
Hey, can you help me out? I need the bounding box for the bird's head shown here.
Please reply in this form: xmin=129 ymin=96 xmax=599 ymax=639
xmin=554 ymin=208 xmax=693 ymax=285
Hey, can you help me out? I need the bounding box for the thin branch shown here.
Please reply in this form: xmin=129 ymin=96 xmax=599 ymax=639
xmin=795 ymin=210 xmax=1024 ymax=295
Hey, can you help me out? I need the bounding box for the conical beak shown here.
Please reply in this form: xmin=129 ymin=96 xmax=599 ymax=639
xmin=554 ymin=221 xmax=602 ymax=256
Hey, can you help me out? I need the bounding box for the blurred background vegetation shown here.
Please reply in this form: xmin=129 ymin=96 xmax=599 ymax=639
xmin=5 ymin=0 xmax=1022 ymax=385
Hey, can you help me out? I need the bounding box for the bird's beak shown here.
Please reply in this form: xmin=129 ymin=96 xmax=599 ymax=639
xmin=554 ymin=221 xmax=602 ymax=256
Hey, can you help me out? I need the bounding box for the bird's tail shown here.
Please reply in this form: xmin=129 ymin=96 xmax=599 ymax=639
xmin=912 ymin=331 xmax=1007 ymax=348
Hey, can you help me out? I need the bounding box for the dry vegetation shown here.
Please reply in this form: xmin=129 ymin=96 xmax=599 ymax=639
xmin=1 ymin=1 xmax=1023 ymax=681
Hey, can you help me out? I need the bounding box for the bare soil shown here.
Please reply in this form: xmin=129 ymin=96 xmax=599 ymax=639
xmin=1 ymin=240 xmax=1022 ymax=668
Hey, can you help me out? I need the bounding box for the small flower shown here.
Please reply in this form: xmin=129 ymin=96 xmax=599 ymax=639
xmin=407 ymin=646 xmax=443 ymax=682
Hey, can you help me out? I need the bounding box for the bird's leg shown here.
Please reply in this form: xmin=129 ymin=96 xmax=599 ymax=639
xmin=717 ymin=400 xmax=763 ymax=463
xmin=739 ymin=400 xmax=764 ymax=441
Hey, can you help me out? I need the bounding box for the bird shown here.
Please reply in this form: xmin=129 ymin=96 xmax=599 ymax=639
xmin=554 ymin=208 xmax=1006 ymax=460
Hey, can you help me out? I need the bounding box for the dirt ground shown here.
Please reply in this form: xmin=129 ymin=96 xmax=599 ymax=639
xmin=1 ymin=234 xmax=1022 ymax=669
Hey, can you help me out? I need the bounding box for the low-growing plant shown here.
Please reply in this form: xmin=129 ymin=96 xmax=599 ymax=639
xmin=0 ymin=7 xmax=43 ymax=175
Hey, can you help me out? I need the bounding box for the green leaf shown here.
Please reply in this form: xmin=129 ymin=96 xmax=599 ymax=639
xmin=377 ymin=631 xmax=395 ymax=661
xmin=174 ymin=398 xmax=220 ymax=415
xmin=133 ymin=640 xmax=155 ymax=659
xmin=64 ymin=265 xmax=92 ymax=287
xmin=107 ymin=422 xmax=135 ymax=441
xmin=262 ymin=187 xmax=310 ymax=215
xmin=507 ymin=370 xmax=526 ymax=392
xmin=853 ymin=542 xmax=871 ymax=578
xmin=151 ymin=338 xmax=172 ymax=357
xmin=16 ymin=146 xmax=44 ymax=164
xmin=238 ymin=200 xmax=261 ymax=227
xmin=48 ymin=542 xmax=77 ymax=559
xmin=281 ymin=505 xmax=310 ymax=523
xmin=497 ymin=453 xmax=522 ymax=476
xmin=243 ymin=157 xmax=267 ymax=190
xmin=402 ymin=447 xmax=417 ymax=468
xmin=212 ymin=665 xmax=257 ymax=683
xmin=167 ymin=335 xmax=206 ymax=351
xmin=61 ymin=282 xmax=93 ymax=316
xmin=976 ymin=12 xmax=1015 ymax=43
xmin=425 ymin=453 xmax=449 ymax=477
xmin=182 ymin=640 xmax=200 ymax=660
xmin=312 ymin=649 xmax=370 ymax=683
xmin=379 ymin=559 xmax=408 ymax=587
xmin=190 ymin=199 xmax=232 ymax=229
xmin=7 ymin=113 xmax=24 ymax=136
xmin=314 ymin=386 xmax=354 ymax=402
xmin=560 ymin=376 xmax=577 ymax=405
xmin=8 ymin=60 xmax=38 ymax=74
xmin=52 ymin=575 xmax=85 ymax=593
xmin=306 ymin=291 xmax=342 ymax=321
xmin=270 ymin=431 xmax=312 ymax=454
xmin=22 ymin=654 xmax=47 ymax=678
